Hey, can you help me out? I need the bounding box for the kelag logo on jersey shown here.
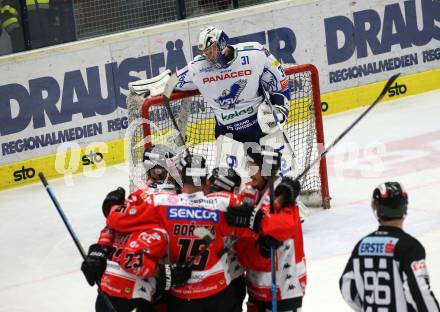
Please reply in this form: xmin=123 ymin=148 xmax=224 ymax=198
xmin=359 ymin=236 xmax=399 ymax=257
xmin=167 ymin=206 xmax=219 ymax=222
xmin=215 ymin=79 xmax=247 ymax=109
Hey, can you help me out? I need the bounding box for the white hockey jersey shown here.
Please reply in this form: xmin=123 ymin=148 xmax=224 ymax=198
xmin=175 ymin=42 xmax=290 ymax=143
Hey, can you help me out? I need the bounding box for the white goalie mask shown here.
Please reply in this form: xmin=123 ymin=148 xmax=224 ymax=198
xmin=198 ymin=26 xmax=229 ymax=67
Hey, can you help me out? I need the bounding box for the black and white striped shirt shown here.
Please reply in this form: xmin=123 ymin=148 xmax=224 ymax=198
xmin=340 ymin=226 xmax=439 ymax=312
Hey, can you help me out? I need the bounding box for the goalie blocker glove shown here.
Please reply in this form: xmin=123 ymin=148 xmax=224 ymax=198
xmin=156 ymin=263 xmax=193 ymax=292
xmin=275 ymin=178 xmax=301 ymax=208
xmin=225 ymin=203 xmax=264 ymax=233
xmin=81 ymin=244 xmax=110 ymax=286
xmin=257 ymin=92 xmax=289 ymax=134
xmin=102 ymin=187 xmax=125 ymax=218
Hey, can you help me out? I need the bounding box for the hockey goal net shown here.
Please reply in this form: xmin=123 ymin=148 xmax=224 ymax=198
xmin=126 ymin=64 xmax=330 ymax=208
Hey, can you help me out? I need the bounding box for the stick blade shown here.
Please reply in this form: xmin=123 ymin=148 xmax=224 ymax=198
xmin=380 ymin=73 xmax=401 ymax=97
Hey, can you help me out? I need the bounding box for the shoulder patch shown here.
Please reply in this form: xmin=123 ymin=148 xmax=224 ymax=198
xmin=411 ymin=259 xmax=429 ymax=278
xmin=272 ymin=59 xmax=281 ymax=68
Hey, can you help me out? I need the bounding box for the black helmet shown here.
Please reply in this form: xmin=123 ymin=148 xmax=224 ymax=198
xmin=245 ymin=145 xmax=281 ymax=177
xmin=372 ymin=182 xmax=408 ymax=220
xmin=209 ymin=167 xmax=241 ymax=193
xmin=178 ymin=154 xmax=208 ymax=186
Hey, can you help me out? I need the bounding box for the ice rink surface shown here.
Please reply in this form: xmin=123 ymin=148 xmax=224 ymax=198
xmin=1 ymin=90 xmax=439 ymax=311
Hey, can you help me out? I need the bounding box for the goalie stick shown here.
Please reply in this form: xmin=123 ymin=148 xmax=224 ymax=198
xmin=38 ymin=173 xmax=117 ymax=312
xmin=162 ymin=73 xmax=192 ymax=157
xmin=295 ymin=73 xmax=401 ymax=183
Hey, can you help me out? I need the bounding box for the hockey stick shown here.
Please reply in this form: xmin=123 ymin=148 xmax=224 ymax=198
xmin=187 ymin=227 xmax=216 ymax=267
xmin=38 ymin=173 xmax=117 ymax=312
xmin=295 ymin=73 xmax=401 ymax=183
xmin=162 ymin=73 xmax=191 ymax=157
xmin=268 ymin=173 xmax=278 ymax=312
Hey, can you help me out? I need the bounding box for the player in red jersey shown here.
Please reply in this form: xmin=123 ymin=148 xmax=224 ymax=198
xmin=225 ymin=146 xmax=306 ymax=312
xmin=81 ymin=145 xmax=178 ymax=311
xmin=207 ymin=167 xmax=247 ymax=311
xmin=127 ymin=144 xmax=180 ymax=206
xmin=107 ymin=155 xmax=255 ymax=312
xmin=108 ymin=148 xmax=301 ymax=312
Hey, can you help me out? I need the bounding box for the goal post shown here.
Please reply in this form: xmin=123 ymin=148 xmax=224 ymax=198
xmin=126 ymin=64 xmax=330 ymax=208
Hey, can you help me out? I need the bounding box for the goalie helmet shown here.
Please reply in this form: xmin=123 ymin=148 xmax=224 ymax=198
xmin=178 ymin=154 xmax=208 ymax=186
xmin=198 ymin=26 xmax=229 ymax=68
xmin=209 ymin=167 xmax=242 ymax=193
xmin=372 ymin=182 xmax=408 ymax=220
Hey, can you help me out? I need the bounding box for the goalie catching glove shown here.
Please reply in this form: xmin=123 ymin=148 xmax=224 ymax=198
xmin=128 ymin=69 xmax=171 ymax=97
xmin=257 ymin=92 xmax=289 ymax=134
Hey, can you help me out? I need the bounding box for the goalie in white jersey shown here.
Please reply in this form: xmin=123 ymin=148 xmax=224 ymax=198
xmin=175 ymin=26 xmax=290 ymax=143
xmin=128 ymin=26 xmax=295 ymax=177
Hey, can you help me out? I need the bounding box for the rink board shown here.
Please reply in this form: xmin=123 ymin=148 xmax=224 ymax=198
xmin=1 ymin=67 xmax=438 ymax=190
xmin=0 ymin=0 xmax=439 ymax=190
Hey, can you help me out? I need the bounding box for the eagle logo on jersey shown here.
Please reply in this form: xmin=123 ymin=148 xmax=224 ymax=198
xmin=215 ymin=79 xmax=247 ymax=109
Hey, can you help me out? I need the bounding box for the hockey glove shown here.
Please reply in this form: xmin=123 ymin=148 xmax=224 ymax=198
xmin=226 ymin=203 xmax=264 ymax=233
xmin=81 ymin=244 xmax=108 ymax=286
xmin=257 ymin=102 xmax=288 ymax=134
xmin=275 ymin=177 xmax=301 ymax=208
xmin=102 ymin=187 xmax=125 ymax=218
xmin=257 ymin=235 xmax=283 ymax=259
xmin=156 ymin=263 xmax=192 ymax=292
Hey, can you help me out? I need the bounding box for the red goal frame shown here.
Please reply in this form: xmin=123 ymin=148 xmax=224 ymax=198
xmin=140 ymin=64 xmax=330 ymax=208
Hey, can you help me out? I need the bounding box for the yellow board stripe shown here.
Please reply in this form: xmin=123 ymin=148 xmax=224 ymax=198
xmin=321 ymin=67 xmax=440 ymax=116
xmin=0 ymin=139 xmax=126 ymax=190
xmin=0 ymin=68 xmax=439 ymax=190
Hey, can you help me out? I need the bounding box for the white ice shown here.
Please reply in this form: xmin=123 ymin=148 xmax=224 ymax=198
xmin=0 ymin=90 xmax=439 ymax=311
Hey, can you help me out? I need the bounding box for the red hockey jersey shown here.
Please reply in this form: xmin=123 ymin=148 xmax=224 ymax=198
xmin=236 ymin=182 xmax=307 ymax=302
xmin=97 ymin=226 xmax=168 ymax=301
xmin=107 ymin=191 xmax=256 ymax=299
